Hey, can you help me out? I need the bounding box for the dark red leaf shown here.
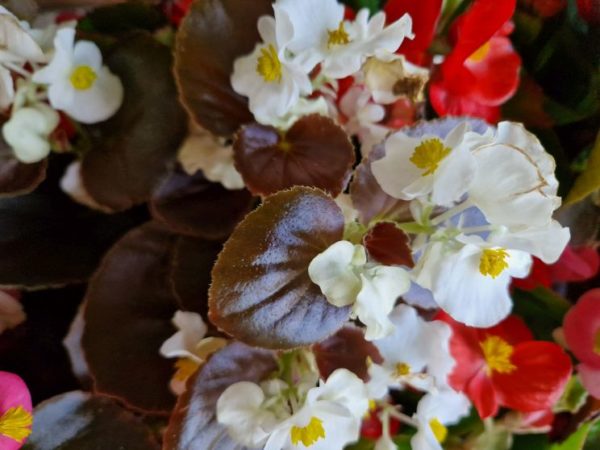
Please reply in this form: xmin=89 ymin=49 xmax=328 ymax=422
xmin=363 ymin=222 xmax=414 ymax=267
xmin=209 ymin=187 xmax=350 ymax=349
xmin=150 ymin=167 xmax=253 ymax=241
xmin=81 ymin=32 xmax=187 ymax=211
xmin=163 ymin=342 xmax=276 ymax=450
xmin=313 ymin=326 xmax=383 ymax=381
xmin=23 ymin=391 xmax=160 ymax=450
xmin=234 ymin=114 xmax=355 ymax=198
xmin=174 ymin=0 xmax=272 ymax=136
xmin=0 ymin=137 xmax=47 ymax=197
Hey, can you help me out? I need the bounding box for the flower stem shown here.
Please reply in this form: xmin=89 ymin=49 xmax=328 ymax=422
xmin=431 ymin=199 xmax=473 ymax=226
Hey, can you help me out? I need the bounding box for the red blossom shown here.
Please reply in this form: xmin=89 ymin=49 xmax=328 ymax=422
xmin=429 ymin=0 xmax=521 ymax=123
xmin=437 ymin=313 xmax=572 ymax=418
xmin=563 ymin=289 xmax=600 ymax=398
xmin=360 ymin=407 xmax=401 ymax=440
xmin=384 ymin=0 xmax=443 ymax=66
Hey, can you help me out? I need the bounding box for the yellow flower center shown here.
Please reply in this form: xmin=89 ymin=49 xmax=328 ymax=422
xmin=0 ymin=406 xmax=33 ymax=443
xmin=429 ymin=418 xmax=448 ymax=443
xmin=290 ymin=417 xmax=326 ymax=447
xmin=594 ymin=330 xmax=600 ymax=355
xmin=409 ymin=138 xmax=452 ymax=176
xmin=479 ymin=248 xmax=510 ymax=279
xmin=393 ymin=362 xmax=412 ymax=377
xmin=468 ymin=41 xmax=491 ymax=63
xmin=256 ymin=44 xmax=282 ymax=83
xmin=173 ymin=358 xmax=200 ymax=382
xmin=70 ymin=65 xmax=97 ymax=90
xmin=328 ymin=21 xmax=351 ymax=48
xmin=481 ymin=335 xmax=517 ymax=375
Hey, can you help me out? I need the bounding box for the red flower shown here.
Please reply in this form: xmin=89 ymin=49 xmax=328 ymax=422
xmin=163 ymin=0 xmax=193 ymax=26
xmin=563 ymin=289 xmax=600 ymax=398
xmin=384 ymin=0 xmax=443 ymax=66
xmin=577 ymin=0 xmax=600 ymax=24
xmin=437 ymin=312 xmax=572 ymax=418
xmin=361 ymin=407 xmax=401 ymax=440
xmin=429 ymin=0 xmax=521 ymax=123
xmin=0 ymin=372 xmax=32 ymax=450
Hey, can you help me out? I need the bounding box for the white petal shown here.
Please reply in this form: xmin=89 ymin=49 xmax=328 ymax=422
xmin=32 ymin=27 xmax=74 ymax=84
xmin=431 ymin=145 xmax=477 ymax=207
xmin=0 ymin=66 xmax=14 ymax=110
xmin=159 ymin=311 xmax=208 ymax=360
xmin=309 ymin=368 xmax=369 ymax=420
xmin=73 ymin=40 xmax=102 ymax=70
xmin=0 ymin=10 xmax=45 ymax=63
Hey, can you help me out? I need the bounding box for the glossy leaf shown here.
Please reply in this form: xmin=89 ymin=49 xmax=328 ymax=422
xmin=81 ymin=32 xmax=187 ymax=211
xmin=313 ymin=327 xmax=382 ymax=381
xmin=150 ymin=167 xmax=253 ymax=241
xmin=234 ymin=114 xmax=355 ymax=197
xmin=174 ymin=0 xmax=272 ymax=136
xmin=23 ymin=391 xmax=160 ymax=450
xmin=363 ymin=222 xmax=414 ymax=267
xmin=163 ymin=342 xmax=276 ymax=450
xmin=0 ymin=136 xmax=46 ymax=197
xmin=209 ymin=187 xmax=350 ymax=349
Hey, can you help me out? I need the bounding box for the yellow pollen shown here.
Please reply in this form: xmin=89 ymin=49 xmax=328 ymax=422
xmin=0 ymin=406 xmax=32 ymax=443
xmin=290 ymin=417 xmax=326 ymax=447
xmin=393 ymin=362 xmax=412 ymax=377
xmin=327 ymin=21 xmax=351 ymax=48
xmin=481 ymin=335 xmax=517 ymax=375
xmin=409 ymin=138 xmax=452 ymax=176
xmin=479 ymin=248 xmax=510 ymax=279
xmin=594 ymin=330 xmax=600 ymax=355
xmin=429 ymin=418 xmax=448 ymax=443
xmin=173 ymin=358 xmax=200 ymax=382
xmin=256 ymin=44 xmax=282 ymax=83
xmin=69 ymin=65 xmax=97 ymax=90
xmin=468 ymin=41 xmax=491 ymax=63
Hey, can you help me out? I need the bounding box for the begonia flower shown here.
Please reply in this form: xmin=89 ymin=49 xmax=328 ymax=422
xmin=32 ymin=28 xmax=123 ymax=124
xmin=308 ymin=241 xmax=410 ymax=340
xmin=563 ymin=289 xmax=600 ymax=399
xmin=438 ymin=313 xmax=572 ymax=418
xmin=0 ymin=371 xmax=32 ymax=450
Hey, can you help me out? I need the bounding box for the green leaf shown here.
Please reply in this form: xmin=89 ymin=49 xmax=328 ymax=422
xmin=555 ymin=376 xmax=589 ymax=414
xmin=565 ymin=132 xmax=600 ymax=205
xmin=584 ymin=420 xmax=600 ymax=450
xmin=550 ymin=422 xmax=592 ymax=450
xmin=471 ymin=422 xmax=513 ymax=450
xmin=512 ymin=287 xmax=571 ymax=341
xmin=511 ymin=434 xmax=550 ymax=450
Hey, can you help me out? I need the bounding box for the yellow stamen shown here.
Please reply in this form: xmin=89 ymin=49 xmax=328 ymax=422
xmin=409 ymin=138 xmax=452 ymax=176
xmin=290 ymin=417 xmax=326 ymax=447
xmin=479 ymin=248 xmax=510 ymax=279
xmin=468 ymin=41 xmax=491 ymax=63
xmin=173 ymin=358 xmax=200 ymax=382
xmin=70 ymin=65 xmax=97 ymax=90
xmin=480 ymin=335 xmax=517 ymax=375
xmin=594 ymin=330 xmax=600 ymax=355
xmin=0 ymin=406 xmax=32 ymax=443
xmin=429 ymin=418 xmax=448 ymax=443
xmin=393 ymin=362 xmax=412 ymax=377
xmin=327 ymin=21 xmax=351 ymax=48
xmin=256 ymin=44 xmax=282 ymax=83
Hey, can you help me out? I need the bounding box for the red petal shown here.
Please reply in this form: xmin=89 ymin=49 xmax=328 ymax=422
xmin=466 ymin=369 xmax=499 ymax=418
xmin=563 ymin=289 xmax=600 ymax=367
xmin=511 ymin=257 xmax=553 ymax=291
xmin=476 ymin=315 xmax=534 ymax=346
xmin=578 ymin=363 xmax=600 ymax=399
xmin=493 ymin=342 xmax=572 ymax=412
xmin=429 ymin=79 xmax=501 ymax=123
xmin=384 ymin=0 xmax=443 ymax=65
xmin=551 ymin=247 xmax=600 ymax=283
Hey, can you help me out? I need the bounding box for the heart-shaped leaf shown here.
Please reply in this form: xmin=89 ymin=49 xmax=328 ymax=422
xmin=81 ymin=32 xmax=187 ymax=211
xmin=363 ymin=222 xmax=414 ymax=267
xmin=209 ymin=187 xmax=350 ymax=349
xmin=0 ymin=138 xmax=46 ymax=197
xmin=174 ymin=0 xmax=272 ymax=136
xmin=82 ymin=222 xmax=217 ymax=414
xmin=150 ymin=167 xmax=253 ymax=241
xmin=23 ymin=391 xmax=160 ymax=450
xmin=163 ymin=342 xmax=276 ymax=450
xmin=313 ymin=326 xmax=383 ymax=382
xmin=234 ymin=115 xmax=355 ymax=197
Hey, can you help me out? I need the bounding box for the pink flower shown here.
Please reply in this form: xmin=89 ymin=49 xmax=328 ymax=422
xmin=0 ymin=372 xmax=33 ymax=450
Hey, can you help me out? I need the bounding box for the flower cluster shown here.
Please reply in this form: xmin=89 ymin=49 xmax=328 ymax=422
xmin=0 ymin=8 xmax=123 ymax=163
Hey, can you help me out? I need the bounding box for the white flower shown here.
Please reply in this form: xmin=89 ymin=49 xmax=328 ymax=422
xmin=231 ymin=16 xmax=312 ymax=125
xmin=274 ymin=0 xmax=413 ymax=79
xmin=0 ymin=290 xmax=25 ymax=335
xmin=2 ymin=102 xmax=59 ymax=163
xmin=269 ymin=96 xmax=329 ymax=130
xmin=367 ymin=305 xmax=455 ymax=399
xmin=413 ymin=237 xmax=532 ymax=327
xmin=177 ymin=125 xmax=244 ymax=190
xmin=411 ymin=390 xmax=471 ymax=450
xmin=308 ymin=241 xmax=410 ymax=340
xmin=468 ymin=122 xmax=561 ymax=228
xmin=160 ymin=311 xmax=227 ymax=394
xmin=372 ymin=123 xmax=484 ymax=207
xmin=32 ymin=28 xmax=123 ymax=124
xmin=363 ymin=55 xmax=429 ymax=104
